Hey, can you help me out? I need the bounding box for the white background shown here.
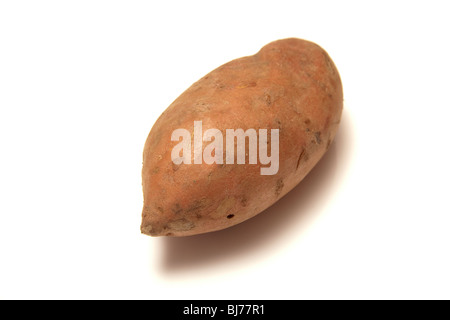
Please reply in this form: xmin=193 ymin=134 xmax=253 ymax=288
xmin=1 ymin=1 xmax=449 ymax=299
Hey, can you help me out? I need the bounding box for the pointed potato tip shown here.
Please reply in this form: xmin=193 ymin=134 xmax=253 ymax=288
xmin=140 ymin=223 xmax=158 ymax=237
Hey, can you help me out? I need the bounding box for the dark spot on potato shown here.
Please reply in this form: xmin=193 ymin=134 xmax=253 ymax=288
xmin=166 ymin=232 xmax=174 ymax=236
xmin=306 ymin=128 xmax=310 ymax=132
xmin=314 ymin=132 xmax=322 ymax=144
xmin=275 ymin=179 xmax=284 ymax=197
xmin=172 ymin=203 xmax=182 ymax=215
xmin=275 ymin=119 xmax=282 ymax=129
xmin=296 ymin=148 xmax=306 ymax=170
xmin=326 ymin=138 xmax=332 ymax=150
xmin=241 ymin=197 xmax=248 ymax=207
xmin=172 ymin=162 xmax=180 ymax=172
xmin=304 ymin=119 xmax=311 ymax=125
xmin=157 ymin=206 xmax=164 ymax=214
xmin=152 ymin=167 xmax=160 ymax=174
xmin=227 ymin=214 xmax=235 ymax=219
xmin=214 ymin=197 xmax=236 ymax=219
xmin=304 ymin=153 xmax=310 ymax=161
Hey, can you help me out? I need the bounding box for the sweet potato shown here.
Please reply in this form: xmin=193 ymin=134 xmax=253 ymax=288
xmin=141 ymin=38 xmax=343 ymax=237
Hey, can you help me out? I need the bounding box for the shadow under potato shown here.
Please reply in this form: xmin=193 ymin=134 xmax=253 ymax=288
xmin=158 ymin=111 xmax=352 ymax=273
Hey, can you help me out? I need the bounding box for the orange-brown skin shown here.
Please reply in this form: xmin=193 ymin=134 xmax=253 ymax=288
xmin=141 ymin=38 xmax=343 ymax=237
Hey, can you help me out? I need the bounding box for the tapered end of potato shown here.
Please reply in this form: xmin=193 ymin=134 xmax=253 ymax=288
xmin=140 ymin=204 xmax=199 ymax=237
xmin=140 ymin=222 xmax=154 ymax=236
xmin=140 ymin=210 xmax=167 ymax=237
xmin=140 ymin=222 xmax=172 ymax=237
xmin=140 ymin=207 xmax=159 ymax=236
